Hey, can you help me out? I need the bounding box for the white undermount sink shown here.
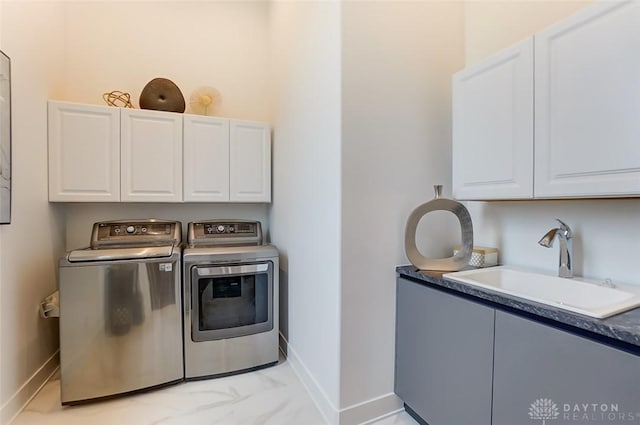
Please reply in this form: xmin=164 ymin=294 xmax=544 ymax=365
xmin=443 ymin=267 xmax=640 ymax=319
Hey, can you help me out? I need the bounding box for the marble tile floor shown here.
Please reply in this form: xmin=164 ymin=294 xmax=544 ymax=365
xmin=13 ymin=358 xmax=418 ymax=425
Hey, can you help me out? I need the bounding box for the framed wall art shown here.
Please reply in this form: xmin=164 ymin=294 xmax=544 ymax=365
xmin=0 ymin=50 xmax=10 ymax=224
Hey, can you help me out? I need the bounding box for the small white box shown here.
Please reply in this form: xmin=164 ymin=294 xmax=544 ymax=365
xmin=453 ymin=246 xmax=498 ymax=268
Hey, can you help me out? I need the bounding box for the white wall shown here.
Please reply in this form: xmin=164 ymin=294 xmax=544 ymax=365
xmin=465 ymin=1 xmax=640 ymax=287
xmin=270 ymin=3 xmax=466 ymax=424
xmin=61 ymin=1 xmax=271 ymax=122
xmin=0 ymin=3 xmax=66 ymax=423
xmin=340 ymin=1 xmax=464 ymax=421
xmin=467 ymin=199 xmax=640 ymax=284
xmin=268 ymin=2 xmax=342 ymax=423
xmin=464 ymin=0 xmax=593 ymax=66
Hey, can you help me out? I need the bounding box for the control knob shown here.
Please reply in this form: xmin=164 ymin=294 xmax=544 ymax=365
xmin=126 ymin=225 xmax=135 ymax=234
xmin=217 ymin=225 xmax=226 ymax=233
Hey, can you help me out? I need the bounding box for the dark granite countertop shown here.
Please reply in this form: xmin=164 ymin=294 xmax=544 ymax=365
xmin=397 ymin=265 xmax=640 ymax=351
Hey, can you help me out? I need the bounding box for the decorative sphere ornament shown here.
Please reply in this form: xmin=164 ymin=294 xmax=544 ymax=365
xmin=102 ymin=91 xmax=133 ymax=108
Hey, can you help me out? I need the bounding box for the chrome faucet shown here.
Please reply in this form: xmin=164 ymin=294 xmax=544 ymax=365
xmin=538 ymin=219 xmax=573 ymax=278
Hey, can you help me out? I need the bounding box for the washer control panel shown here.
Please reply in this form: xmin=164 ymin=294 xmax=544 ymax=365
xmin=90 ymin=220 xmax=182 ymax=249
xmin=188 ymin=220 xmax=262 ymax=247
xmin=106 ymin=223 xmax=172 ymax=237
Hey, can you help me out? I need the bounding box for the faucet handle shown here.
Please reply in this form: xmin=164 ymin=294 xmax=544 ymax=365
xmin=554 ymin=218 xmax=572 ymax=238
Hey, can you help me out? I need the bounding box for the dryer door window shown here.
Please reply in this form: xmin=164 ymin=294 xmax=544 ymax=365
xmin=191 ymin=262 xmax=273 ymax=342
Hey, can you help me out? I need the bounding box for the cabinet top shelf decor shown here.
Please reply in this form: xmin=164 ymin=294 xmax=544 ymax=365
xmin=47 ymin=100 xmax=271 ymax=203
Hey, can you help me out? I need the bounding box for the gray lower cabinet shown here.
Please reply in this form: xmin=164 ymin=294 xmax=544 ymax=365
xmin=395 ymin=277 xmax=495 ymax=425
xmin=396 ymin=276 xmax=640 ymax=425
xmin=492 ymin=311 xmax=640 ymax=425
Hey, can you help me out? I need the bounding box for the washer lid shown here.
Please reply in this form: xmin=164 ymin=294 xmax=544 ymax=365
xmin=67 ymin=245 xmax=175 ymax=262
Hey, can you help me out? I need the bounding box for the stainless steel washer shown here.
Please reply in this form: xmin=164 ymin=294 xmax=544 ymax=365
xmin=58 ymin=219 xmax=183 ymax=404
xmin=183 ymin=220 xmax=279 ymax=379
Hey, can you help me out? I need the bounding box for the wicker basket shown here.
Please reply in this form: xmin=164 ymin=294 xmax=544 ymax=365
xmin=453 ymin=246 xmax=498 ymax=268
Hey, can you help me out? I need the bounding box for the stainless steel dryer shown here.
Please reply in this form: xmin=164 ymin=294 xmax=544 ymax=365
xmin=58 ymin=219 xmax=183 ymax=404
xmin=183 ymin=220 xmax=279 ymax=379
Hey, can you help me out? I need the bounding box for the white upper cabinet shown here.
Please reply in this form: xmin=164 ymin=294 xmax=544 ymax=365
xmin=229 ymin=120 xmax=271 ymax=202
xmin=48 ymin=101 xmax=272 ymax=203
xmin=183 ymin=116 xmax=271 ymax=203
xmin=183 ymin=115 xmax=230 ymax=202
xmin=121 ymin=109 xmax=183 ymax=202
xmin=48 ymin=101 xmax=120 ymax=202
xmin=452 ymin=37 xmax=534 ymax=200
xmin=452 ymin=1 xmax=640 ymax=200
xmin=534 ymin=0 xmax=640 ymax=198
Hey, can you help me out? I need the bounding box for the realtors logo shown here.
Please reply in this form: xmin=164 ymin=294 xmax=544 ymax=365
xmin=529 ymin=398 xmax=640 ymax=423
xmin=530 ymin=398 xmax=560 ymax=424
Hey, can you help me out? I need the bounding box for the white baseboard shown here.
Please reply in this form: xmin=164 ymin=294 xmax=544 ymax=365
xmin=280 ymin=333 xmax=340 ymax=424
xmin=280 ymin=333 xmax=403 ymax=425
xmin=341 ymin=393 xmax=404 ymax=425
xmin=1 ymin=351 xmax=59 ymax=425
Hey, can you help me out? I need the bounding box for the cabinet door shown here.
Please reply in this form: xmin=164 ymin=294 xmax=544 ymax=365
xmin=493 ymin=311 xmax=640 ymax=425
xmin=395 ymin=278 xmax=495 ymax=425
xmin=48 ymin=101 xmax=120 ymax=201
xmin=121 ymin=109 xmax=183 ymax=202
xmin=183 ymin=115 xmax=230 ymax=202
xmin=535 ymin=1 xmax=640 ymax=198
xmin=452 ymin=37 xmax=534 ymax=200
xmin=229 ymin=120 xmax=271 ymax=203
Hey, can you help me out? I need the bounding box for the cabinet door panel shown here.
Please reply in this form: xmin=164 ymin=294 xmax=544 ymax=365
xmin=535 ymin=1 xmax=640 ymax=197
xmin=395 ymin=278 xmax=494 ymax=425
xmin=183 ymin=115 xmax=229 ymax=202
xmin=230 ymin=121 xmax=271 ymax=203
xmin=452 ymin=37 xmax=533 ymax=200
xmin=48 ymin=101 xmax=120 ymax=201
xmin=493 ymin=311 xmax=640 ymax=425
xmin=121 ymin=109 xmax=182 ymax=202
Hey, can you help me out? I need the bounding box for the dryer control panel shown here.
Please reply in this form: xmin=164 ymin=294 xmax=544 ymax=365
xmin=188 ymin=220 xmax=262 ymax=247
